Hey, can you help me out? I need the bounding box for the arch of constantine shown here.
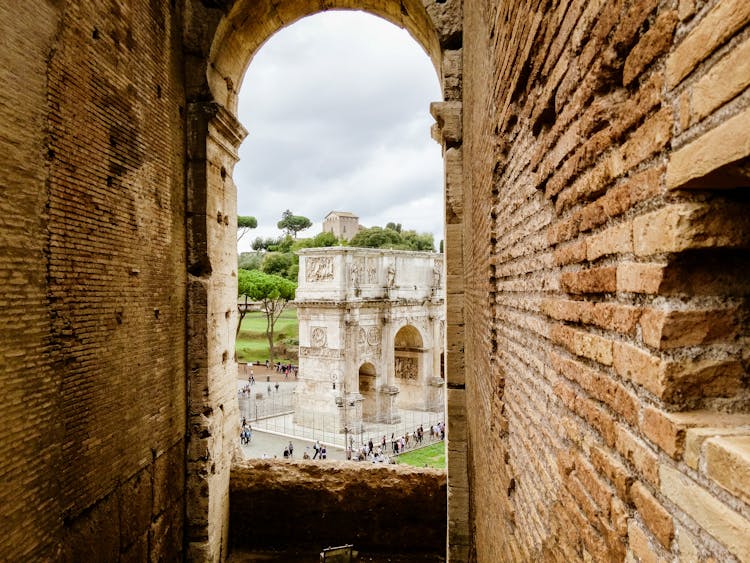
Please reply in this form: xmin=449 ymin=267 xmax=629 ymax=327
xmin=294 ymin=248 xmax=445 ymax=432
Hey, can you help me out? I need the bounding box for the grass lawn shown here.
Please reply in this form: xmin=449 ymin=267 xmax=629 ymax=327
xmin=397 ymin=442 xmax=446 ymax=470
xmin=236 ymin=307 xmax=299 ymax=364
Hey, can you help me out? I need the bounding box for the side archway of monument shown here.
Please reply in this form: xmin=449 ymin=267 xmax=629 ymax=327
xmin=358 ymin=361 xmax=378 ymax=422
xmin=182 ymin=1 xmax=466 ymax=559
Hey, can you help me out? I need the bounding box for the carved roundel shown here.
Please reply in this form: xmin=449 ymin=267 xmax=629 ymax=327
xmin=310 ymin=327 xmax=327 ymax=348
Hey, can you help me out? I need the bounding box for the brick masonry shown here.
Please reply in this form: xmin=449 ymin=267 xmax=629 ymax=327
xmin=2 ymin=0 xmax=749 ymax=562
xmin=463 ymin=0 xmax=750 ymax=561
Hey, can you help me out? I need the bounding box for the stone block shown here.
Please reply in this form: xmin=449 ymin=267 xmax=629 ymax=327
xmin=630 ymin=481 xmax=674 ymax=548
xmin=430 ymin=101 xmax=462 ymax=145
xmin=660 ymin=464 xmax=750 ymax=561
xmin=692 ymin=35 xmax=750 ymax=122
xmin=642 ymin=409 xmax=750 ymax=459
xmin=586 ymin=221 xmax=633 ymax=261
xmin=120 ymin=467 xmax=153 ymax=551
xmin=623 ymin=10 xmax=678 ymax=86
xmin=561 ymin=266 xmax=617 ymax=294
xmin=667 ymin=107 xmax=750 ymax=190
xmin=704 ymin=435 xmax=750 ymax=505
xmin=639 ymin=306 xmax=738 ymax=349
xmin=666 ymin=0 xmax=750 ymax=87
xmin=153 ymin=442 xmax=186 ymax=518
xmin=684 ymin=426 xmax=750 ymax=469
xmin=627 ymin=519 xmax=667 ymax=563
xmin=633 ymin=202 xmax=750 ymax=255
xmin=616 ymin=262 xmax=668 ymax=294
xmin=615 ymin=424 xmax=660 ymax=486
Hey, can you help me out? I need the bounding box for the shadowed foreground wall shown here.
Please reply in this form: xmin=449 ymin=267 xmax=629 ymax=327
xmin=1 ymin=1 xmax=186 ymax=559
xmin=462 ymin=0 xmax=750 ymax=561
xmin=229 ymin=460 xmax=446 ymax=556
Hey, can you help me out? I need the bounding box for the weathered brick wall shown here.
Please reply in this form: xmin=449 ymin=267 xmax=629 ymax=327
xmin=463 ymin=0 xmax=750 ymax=560
xmin=0 ymin=2 xmax=64 ymax=559
xmin=1 ymin=1 xmax=187 ymax=559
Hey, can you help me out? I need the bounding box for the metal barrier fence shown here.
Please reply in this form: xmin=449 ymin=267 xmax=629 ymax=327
xmin=237 ymin=388 xmax=444 ymax=451
xmin=238 ymin=388 xmax=295 ymax=421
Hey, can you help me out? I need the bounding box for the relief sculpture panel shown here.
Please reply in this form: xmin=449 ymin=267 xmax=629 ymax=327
xmin=357 ymin=325 xmax=382 ymax=358
xmin=395 ymin=357 xmax=418 ymax=380
xmin=306 ymin=257 xmax=334 ymax=282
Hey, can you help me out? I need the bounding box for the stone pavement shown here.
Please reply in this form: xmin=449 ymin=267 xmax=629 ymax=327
xmin=238 ymin=429 xmax=347 ymax=461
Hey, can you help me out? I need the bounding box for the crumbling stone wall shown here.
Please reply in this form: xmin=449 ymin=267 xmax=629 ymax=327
xmin=462 ymin=0 xmax=750 ymax=560
xmin=229 ymin=460 xmax=446 ymax=556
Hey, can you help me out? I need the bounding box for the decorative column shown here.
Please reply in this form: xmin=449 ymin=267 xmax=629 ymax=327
xmin=379 ymin=304 xmax=400 ymax=424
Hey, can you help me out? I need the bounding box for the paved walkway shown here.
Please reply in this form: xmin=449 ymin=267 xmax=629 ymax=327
xmin=238 ymin=429 xmax=347 ymax=461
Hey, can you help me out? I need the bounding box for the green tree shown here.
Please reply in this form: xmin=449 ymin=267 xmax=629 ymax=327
xmin=252 ymin=236 xmax=282 ymax=251
xmin=237 ymin=215 xmax=258 ymax=241
xmin=348 ymin=225 xmax=435 ymax=252
xmin=238 ymin=251 xmax=263 ymax=271
xmin=261 ymin=251 xmax=294 ymax=279
xmin=400 ymin=230 xmax=435 ymax=251
xmin=292 ymin=231 xmax=339 ymax=250
xmin=277 ymin=209 xmax=312 ymax=238
xmin=237 ymin=269 xmax=296 ymax=364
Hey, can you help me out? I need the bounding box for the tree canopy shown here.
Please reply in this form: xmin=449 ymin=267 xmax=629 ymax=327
xmin=349 ymin=225 xmax=435 ymax=251
xmin=277 ymin=209 xmax=312 ymax=238
xmin=237 ymin=215 xmax=258 ymax=241
xmin=237 ymin=269 xmax=297 ymax=364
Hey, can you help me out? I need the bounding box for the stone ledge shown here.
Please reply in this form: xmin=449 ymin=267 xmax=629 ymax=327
xmin=229 ymin=460 xmax=446 ymax=556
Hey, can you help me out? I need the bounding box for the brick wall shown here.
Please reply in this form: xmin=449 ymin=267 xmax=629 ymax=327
xmin=230 ymin=460 xmax=446 ymax=556
xmin=463 ymin=0 xmax=750 ymax=560
xmin=1 ymin=0 xmax=187 ymax=559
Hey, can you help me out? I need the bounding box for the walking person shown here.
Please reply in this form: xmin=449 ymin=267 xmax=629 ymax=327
xmin=288 ymin=441 xmax=294 ymax=459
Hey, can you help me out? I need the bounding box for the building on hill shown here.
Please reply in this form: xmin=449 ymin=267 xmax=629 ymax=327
xmin=322 ymin=210 xmax=361 ymax=241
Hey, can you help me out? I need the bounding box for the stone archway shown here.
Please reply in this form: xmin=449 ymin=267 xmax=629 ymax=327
xmin=358 ymin=362 xmax=378 ymax=421
xmin=182 ymin=1 xmax=465 ymax=559
xmin=394 ymin=324 xmax=425 ymax=409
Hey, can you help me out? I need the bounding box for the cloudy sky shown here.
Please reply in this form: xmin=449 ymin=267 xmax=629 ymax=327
xmin=235 ymin=11 xmax=444 ymax=252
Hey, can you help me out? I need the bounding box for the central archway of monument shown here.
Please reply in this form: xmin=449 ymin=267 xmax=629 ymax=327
xmin=183 ymin=0 xmax=465 ymax=559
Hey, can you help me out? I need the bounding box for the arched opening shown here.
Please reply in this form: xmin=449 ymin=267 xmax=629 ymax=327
xmin=183 ymin=0 xmax=464 ymax=558
xmin=358 ymin=361 xmax=377 ymax=421
xmin=394 ymin=324 xmax=427 ymax=410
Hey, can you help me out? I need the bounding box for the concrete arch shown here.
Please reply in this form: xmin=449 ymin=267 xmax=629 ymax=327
xmin=207 ymin=0 xmax=455 ymax=113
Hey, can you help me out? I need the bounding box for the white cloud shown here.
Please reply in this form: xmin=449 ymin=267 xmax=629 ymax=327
xmin=234 ymin=10 xmax=444 ymax=251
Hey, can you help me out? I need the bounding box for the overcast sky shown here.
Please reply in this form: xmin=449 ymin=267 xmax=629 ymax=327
xmin=235 ymin=11 xmax=443 ymax=252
